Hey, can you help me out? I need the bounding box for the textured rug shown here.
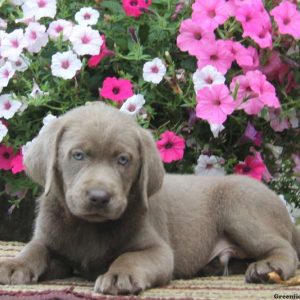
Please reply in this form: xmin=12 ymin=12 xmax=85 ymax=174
xmin=0 ymin=241 xmax=299 ymax=300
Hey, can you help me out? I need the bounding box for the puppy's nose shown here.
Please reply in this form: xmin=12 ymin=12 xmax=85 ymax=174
xmin=88 ymin=189 xmax=111 ymax=208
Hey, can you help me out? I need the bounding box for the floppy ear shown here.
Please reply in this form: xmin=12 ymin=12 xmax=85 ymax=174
xmin=24 ymin=119 xmax=65 ymax=196
xmin=137 ymin=128 xmax=165 ymax=210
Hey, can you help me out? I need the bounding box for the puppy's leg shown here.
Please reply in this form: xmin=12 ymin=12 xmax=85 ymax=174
xmin=224 ymin=223 xmax=298 ymax=283
xmin=0 ymin=240 xmax=49 ymax=284
xmin=94 ymin=242 xmax=174 ymax=295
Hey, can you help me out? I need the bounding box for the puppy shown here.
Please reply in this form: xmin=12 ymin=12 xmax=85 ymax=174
xmin=0 ymin=103 xmax=299 ymax=295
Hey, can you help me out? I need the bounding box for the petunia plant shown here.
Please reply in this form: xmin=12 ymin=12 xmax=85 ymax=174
xmin=0 ymin=0 xmax=299 ymax=215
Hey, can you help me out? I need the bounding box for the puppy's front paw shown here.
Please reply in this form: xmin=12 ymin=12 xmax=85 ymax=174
xmin=0 ymin=259 xmax=37 ymax=285
xmin=94 ymin=271 xmax=147 ymax=295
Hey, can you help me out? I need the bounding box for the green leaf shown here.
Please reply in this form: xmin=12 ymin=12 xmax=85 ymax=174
xmin=100 ymin=1 xmax=123 ymax=14
xmin=0 ymin=0 xmax=7 ymax=7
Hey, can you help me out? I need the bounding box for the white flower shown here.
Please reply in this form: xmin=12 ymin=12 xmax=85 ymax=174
xmin=0 ymin=29 xmax=27 ymax=61
xmin=210 ymin=123 xmax=225 ymax=138
xmin=143 ymin=58 xmax=166 ymax=84
xmin=69 ymin=25 xmax=102 ymax=56
xmin=278 ymin=195 xmax=295 ymax=224
xmin=120 ymin=94 xmax=145 ymax=117
xmin=29 ymin=81 xmax=49 ymax=98
xmin=0 ymin=62 xmax=15 ymax=88
xmin=0 ymin=94 xmax=22 ymax=119
xmin=265 ymin=143 xmax=283 ymax=159
xmin=0 ymin=18 xmax=7 ymax=30
xmin=22 ymin=0 xmax=57 ymax=21
xmin=75 ymin=7 xmax=100 ymax=26
xmin=193 ymin=65 xmax=225 ymax=92
xmin=47 ymin=19 xmax=73 ymax=41
xmin=10 ymin=55 xmax=30 ymax=72
xmin=51 ymin=51 xmax=82 ymax=80
xmin=24 ymin=22 xmax=49 ymax=53
xmin=195 ymin=154 xmax=225 ymax=176
xmin=0 ymin=122 xmax=8 ymax=142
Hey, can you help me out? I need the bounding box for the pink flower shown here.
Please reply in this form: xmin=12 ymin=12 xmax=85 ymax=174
xmin=268 ymin=108 xmax=290 ymax=132
xmin=100 ymin=77 xmax=134 ymax=103
xmin=234 ymin=154 xmax=267 ymax=181
xmin=195 ymin=39 xmax=234 ymax=74
xmin=0 ymin=144 xmax=14 ymax=170
xmin=196 ymin=84 xmax=235 ymax=125
xmin=241 ymin=122 xmax=262 ymax=147
xmin=11 ymin=152 xmax=25 ymax=174
xmin=88 ymin=35 xmax=114 ymax=68
xmin=270 ymin=1 xmax=300 ymax=39
xmin=176 ymin=18 xmax=215 ymax=56
xmin=192 ymin=0 xmax=230 ymax=31
xmin=241 ymin=46 xmax=259 ymax=72
xmin=122 ymin=0 xmax=152 ymax=18
xmin=156 ymin=131 xmax=185 ymax=163
xmin=259 ymin=51 xmax=282 ymax=81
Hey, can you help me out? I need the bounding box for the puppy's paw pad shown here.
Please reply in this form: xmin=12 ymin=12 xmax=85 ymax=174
xmin=94 ymin=272 xmax=145 ymax=295
xmin=0 ymin=259 xmax=36 ymax=285
xmin=245 ymin=261 xmax=283 ymax=283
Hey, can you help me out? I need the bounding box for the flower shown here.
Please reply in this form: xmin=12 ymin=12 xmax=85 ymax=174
xmin=0 ymin=122 xmax=8 ymax=142
xmin=210 ymin=123 xmax=225 ymax=138
xmin=10 ymin=55 xmax=30 ymax=72
xmin=195 ymin=39 xmax=234 ymax=74
xmin=120 ymin=94 xmax=145 ymax=116
xmin=270 ymin=1 xmax=300 ymax=39
xmin=29 ymin=81 xmax=49 ymax=98
xmin=88 ymin=35 xmax=114 ymax=68
xmin=0 ymin=144 xmax=14 ymax=170
xmin=143 ymin=58 xmax=166 ymax=84
xmin=47 ymin=19 xmax=73 ymax=41
xmin=176 ymin=18 xmax=215 ymax=56
xmin=225 ymin=40 xmax=253 ymax=69
xmin=10 ymin=152 xmax=25 ymax=174
xmin=69 ymin=25 xmax=102 ymax=56
xmin=75 ymin=7 xmax=100 ymax=26
xmin=241 ymin=122 xmax=262 ymax=146
xmin=156 ymin=131 xmax=185 ymax=163
xmin=195 ymin=154 xmax=225 ymax=176
xmin=122 ymin=0 xmax=152 ymax=18
xmin=0 ymin=94 xmax=22 ymax=119
xmin=22 ymin=0 xmax=57 ymax=20
xmin=192 ymin=65 xmax=225 ymax=92
xmin=24 ymin=22 xmax=49 ymax=53
xmin=196 ymin=84 xmax=235 ymax=125
xmin=51 ymin=51 xmax=82 ymax=80
xmin=192 ymin=0 xmax=230 ymax=32
xmin=100 ymin=77 xmax=134 ymax=103
xmin=0 ymin=62 xmax=15 ymax=88
xmin=234 ymin=154 xmax=267 ymax=181
xmin=0 ymin=29 xmax=27 ymax=61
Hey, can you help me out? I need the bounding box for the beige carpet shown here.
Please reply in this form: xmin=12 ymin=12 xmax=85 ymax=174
xmin=0 ymin=241 xmax=299 ymax=300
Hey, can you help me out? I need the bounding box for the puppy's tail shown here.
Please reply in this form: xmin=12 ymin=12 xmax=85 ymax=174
xmin=292 ymin=226 xmax=300 ymax=259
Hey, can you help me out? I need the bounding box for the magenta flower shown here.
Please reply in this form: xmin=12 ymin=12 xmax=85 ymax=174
xmin=10 ymin=152 xmax=25 ymax=174
xmin=196 ymin=84 xmax=235 ymax=125
xmin=234 ymin=154 xmax=267 ymax=181
xmin=100 ymin=77 xmax=134 ymax=103
xmin=122 ymin=0 xmax=151 ymax=18
xmin=192 ymin=0 xmax=230 ymax=31
xmin=242 ymin=122 xmax=262 ymax=147
xmin=0 ymin=144 xmax=14 ymax=170
xmin=195 ymin=40 xmax=234 ymax=74
xmin=156 ymin=131 xmax=185 ymax=164
xmin=176 ymin=18 xmax=215 ymax=56
xmin=88 ymin=35 xmax=114 ymax=68
xmin=270 ymin=1 xmax=300 ymax=39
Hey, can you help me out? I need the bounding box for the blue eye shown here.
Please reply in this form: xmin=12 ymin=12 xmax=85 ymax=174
xmin=72 ymin=150 xmax=85 ymax=161
xmin=117 ymin=155 xmax=129 ymax=166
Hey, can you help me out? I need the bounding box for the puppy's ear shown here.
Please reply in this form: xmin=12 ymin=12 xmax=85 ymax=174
xmin=137 ymin=128 xmax=165 ymax=210
xmin=24 ymin=119 xmax=65 ymax=196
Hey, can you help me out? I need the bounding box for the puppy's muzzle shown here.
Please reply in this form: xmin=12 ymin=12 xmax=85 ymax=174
xmin=87 ymin=188 xmax=112 ymax=209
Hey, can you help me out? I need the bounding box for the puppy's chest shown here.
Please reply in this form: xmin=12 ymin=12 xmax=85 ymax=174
xmin=47 ymin=223 xmax=124 ymax=279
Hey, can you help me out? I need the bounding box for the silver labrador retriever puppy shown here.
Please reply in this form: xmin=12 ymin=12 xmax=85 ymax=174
xmin=0 ymin=103 xmax=299 ymax=295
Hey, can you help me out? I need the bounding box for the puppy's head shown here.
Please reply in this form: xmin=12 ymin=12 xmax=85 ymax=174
xmin=24 ymin=103 xmax=164 ymax=222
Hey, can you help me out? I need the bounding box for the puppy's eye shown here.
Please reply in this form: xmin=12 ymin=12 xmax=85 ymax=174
xmin=72 ymin=150 xmax=85 ymax=161
xmin=117 ymin=155 xmax=130 ymax=166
